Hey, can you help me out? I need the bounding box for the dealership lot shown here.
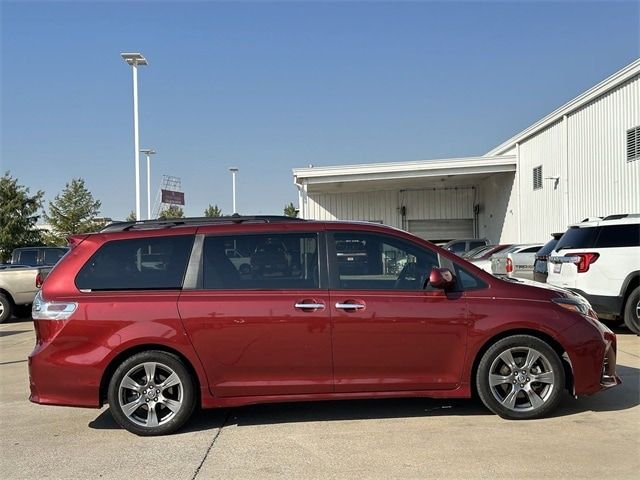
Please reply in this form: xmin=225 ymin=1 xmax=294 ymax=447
xmin=0 ymin=318 xmax=638 ymax=480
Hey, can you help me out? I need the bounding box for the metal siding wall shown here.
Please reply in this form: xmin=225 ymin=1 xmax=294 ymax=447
xmin=305 ymin=187 xmax=474 ymax=229
xmin=567 ymin=75 xmax=640 ymax=221
xmin=518 ymin=121 xmax=566 ymax=241
xmin=306 ymin=190 xmax=401 ymax=227
xmin=477 ymin=172 xmax=518 ymax=243
xmin=404 ymin=188 xmax=474 ymax=220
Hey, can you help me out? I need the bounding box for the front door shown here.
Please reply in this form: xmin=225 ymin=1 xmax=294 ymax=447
xmin=178 ymin=230 xmax=333 ymax=397
xmin=328 ymin=230 xmax=469 ymax=392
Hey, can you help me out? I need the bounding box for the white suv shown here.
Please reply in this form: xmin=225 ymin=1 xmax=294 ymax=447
xmin=547 ymin=214 xmax=640 ymax=333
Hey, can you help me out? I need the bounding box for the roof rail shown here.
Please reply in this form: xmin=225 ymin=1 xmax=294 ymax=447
xmin=602 ymin=213 xmax=640 ymax=221
xmin=100 ymin=215 xmax=305 ymax=233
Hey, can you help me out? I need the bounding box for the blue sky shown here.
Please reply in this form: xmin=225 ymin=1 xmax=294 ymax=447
xmin=1 ymin=1 xmax=638 ymax=220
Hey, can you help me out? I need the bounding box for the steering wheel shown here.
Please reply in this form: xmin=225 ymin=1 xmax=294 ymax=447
xmin=394 ymin=262 xmax=424 ymax=289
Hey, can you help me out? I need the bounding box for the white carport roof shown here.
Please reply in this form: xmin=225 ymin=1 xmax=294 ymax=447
xmin=293 ymin=155 xmax=517 ymax=193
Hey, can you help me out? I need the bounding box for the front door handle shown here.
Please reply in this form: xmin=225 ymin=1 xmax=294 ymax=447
xmin=335 ymin=302 xmax=366 ymax=310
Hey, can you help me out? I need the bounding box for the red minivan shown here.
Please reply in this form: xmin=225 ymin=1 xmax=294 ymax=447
xmin=29 ymin=216 xmax=620 ymax=435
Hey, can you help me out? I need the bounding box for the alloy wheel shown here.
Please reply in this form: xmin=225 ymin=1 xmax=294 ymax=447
xmin=488 ymin=347 xmax=556 ymax=412
xmin=118 ymin=362 xmax=184 ymax=427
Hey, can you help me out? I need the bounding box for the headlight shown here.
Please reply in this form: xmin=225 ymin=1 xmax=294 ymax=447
xmin=551 ymin=297 xmax=592 ymax=316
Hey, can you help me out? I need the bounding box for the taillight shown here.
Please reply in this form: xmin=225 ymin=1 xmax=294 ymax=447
xmin=32 ymin=291 xmax=77 ymax=320
xmin=35 ymin=272 xmax=43 ymax=288
xmin=567 ymin=252 xmax=600 ymax=273
xmin=32 ymin=292 xmax=77 ymax=345
xmin=506 ymin=257 xmax=513 ymax=273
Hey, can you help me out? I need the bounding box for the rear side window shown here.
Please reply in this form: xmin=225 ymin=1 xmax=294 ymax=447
xmin=521 ymin=246 xmax=541 ymax=253
xmin=202 ymin=233 xmax=319 ymax=290
xmin=555 ymin=227 xmax=599 ymax=251
xmin=42 ymin=248 xmax=68 ymax=265
xmin=469 ymin=241 xmax=486 ymax=250
xmin=76 ymin=236 xmax=194 ymax=291
xmin=595 ymin=224 xmax=640 ymax=248
xmin=15 ymin=250 xmax=38 ymax=265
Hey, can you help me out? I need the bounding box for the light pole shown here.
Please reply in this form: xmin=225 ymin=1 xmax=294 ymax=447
xmin=140 ymin=149 xmax=156 ymax=219
xmin=121 ymin=52 xmax=148 ymax=221
xmin=228 ymin=167 xmax=239 ymax=214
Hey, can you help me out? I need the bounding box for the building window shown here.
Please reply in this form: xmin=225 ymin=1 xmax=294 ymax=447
xmin=627 ymin=126 xmax=640 ymax=162
xmin=533 ymin=165 xmax=543 ymax=190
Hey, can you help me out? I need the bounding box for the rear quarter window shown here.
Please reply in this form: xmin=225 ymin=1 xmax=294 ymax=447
xmin=595 ymin=224 xmax=640 ymax=248
xmin=76 ymin=235 xmax=194 ymax=291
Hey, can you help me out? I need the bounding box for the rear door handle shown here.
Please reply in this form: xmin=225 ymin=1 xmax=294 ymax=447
xmin=335 ymin=303 xmax=366 ymax=310
xmin=294 ymin=302 xmax=325 ymax=310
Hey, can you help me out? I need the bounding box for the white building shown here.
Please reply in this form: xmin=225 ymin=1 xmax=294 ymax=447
xmin=293 ymin=59 xmax=640 ymax=244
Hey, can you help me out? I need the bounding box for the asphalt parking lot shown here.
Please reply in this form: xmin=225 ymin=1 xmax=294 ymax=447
xmin=0 ymin=318 xmax=638 ymax=480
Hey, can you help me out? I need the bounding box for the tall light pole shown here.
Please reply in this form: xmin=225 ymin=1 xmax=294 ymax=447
xmin=140 ymin=149 xmax=156 ymax=219
xmin=228 ymin=167 xmax=239 ymax=214
xmin=121 ymin=52 xmax=148 ymax=221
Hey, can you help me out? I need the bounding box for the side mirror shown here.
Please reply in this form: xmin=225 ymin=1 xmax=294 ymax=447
xmin=429 ymin=268 xmax=456 ymax=290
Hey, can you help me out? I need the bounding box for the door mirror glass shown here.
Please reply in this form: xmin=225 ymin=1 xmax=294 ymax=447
xmin=428 ymin=268 xmax=455 ymax=290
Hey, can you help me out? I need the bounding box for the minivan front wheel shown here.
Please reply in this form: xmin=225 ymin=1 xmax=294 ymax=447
xmin=476 ymin=335 xmax=565 ymax=419
xmin=107 ymin=351 xmax=196 ymax=436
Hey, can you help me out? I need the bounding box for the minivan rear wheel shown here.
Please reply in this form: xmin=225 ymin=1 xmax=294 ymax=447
xmin=107 ymin=350 xmax=196 ymax=436
xmin=476 ymin=335 xmax=565 ymax=419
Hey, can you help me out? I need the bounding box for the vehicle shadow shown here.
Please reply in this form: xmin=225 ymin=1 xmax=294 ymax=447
xmin=89 ymin=362 xmax=638 ymax=432
xmin=550 ymin=363 xmax=640 ymax=418
xmin=0 ymin=315 xmax=33 ymax=326
xmin=89 ymin=397 xmax=489 ymax=434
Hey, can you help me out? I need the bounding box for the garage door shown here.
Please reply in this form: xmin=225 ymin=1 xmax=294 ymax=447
xmin=408 ymin=219 xmax=474 ymax=243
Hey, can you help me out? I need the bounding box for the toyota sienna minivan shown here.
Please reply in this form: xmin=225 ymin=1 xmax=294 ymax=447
xmin=29 ymin=216 xmax=620 ymax=435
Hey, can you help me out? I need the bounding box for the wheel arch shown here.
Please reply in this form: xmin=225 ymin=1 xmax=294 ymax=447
xmin=620 ymin=272 xmax=640 ymax=314
xmin=469 ymin=328 xmax=574 ymax=397
xmin=0 ymin=288 xmax=16 ymax=305
xmin=99 ymin=344 xmax=203 ymax=407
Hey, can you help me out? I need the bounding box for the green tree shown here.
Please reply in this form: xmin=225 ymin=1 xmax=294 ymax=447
xmin=158 ymin=205 xmax=184 ymax=219
xmin=0 ymin=172 xmax=44 ymax=262
xmin=284 ymin=202 xmax=299 ymax=218
xmin=204 ymin=204 xmax=223 ymax=217
xmin=125 ymin=211 xmax=137 ymax=222
xmin=44 ymin=178 xmax=103 ymax=244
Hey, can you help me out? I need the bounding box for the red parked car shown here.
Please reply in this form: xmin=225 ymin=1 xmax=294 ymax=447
xmin=29 ymin=216 xmax=620 ymax=435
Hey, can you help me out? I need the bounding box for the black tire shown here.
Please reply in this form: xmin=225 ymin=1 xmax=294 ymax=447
xmin=14 ymin=304 xmax=32 ymax=319
xmin=476 ymin=335 xmax=565 ymax=420
xmin=107 ymin=350 xmax=196 ymax=436
xmin=623 ymin=286 xmax=640 ymax=335
xmin=0 ymin=293 xmax=13 ymax=323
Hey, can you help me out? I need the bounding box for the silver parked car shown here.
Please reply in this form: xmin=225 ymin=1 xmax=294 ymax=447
xmin=490 ymin=244 xmax=543 ymax=280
